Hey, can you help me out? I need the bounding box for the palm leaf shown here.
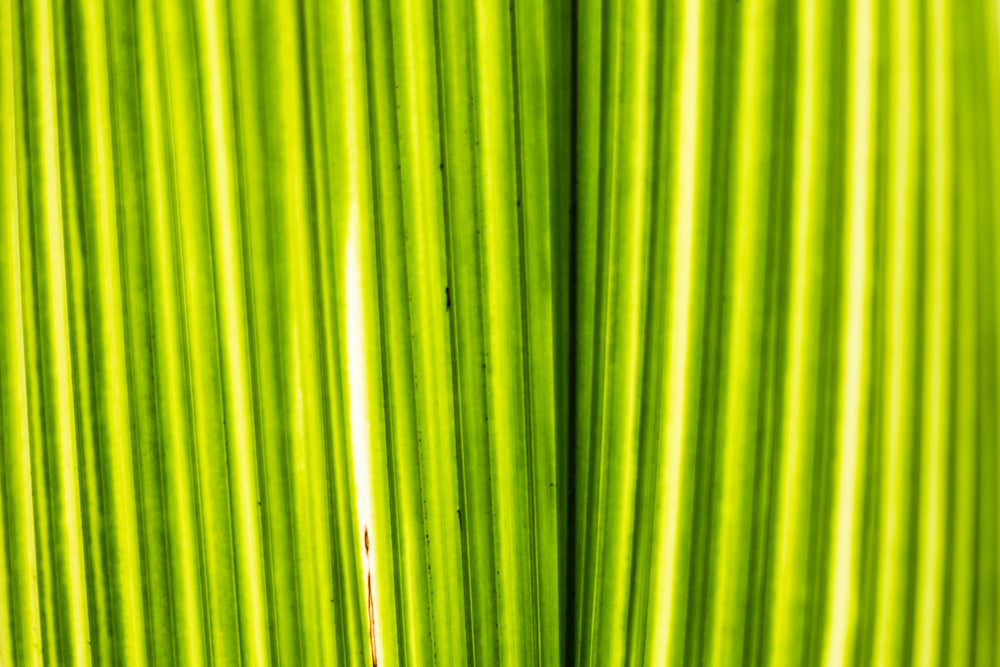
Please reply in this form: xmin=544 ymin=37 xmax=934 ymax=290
xmin=1 ymin=0 xmax=999 ymax=665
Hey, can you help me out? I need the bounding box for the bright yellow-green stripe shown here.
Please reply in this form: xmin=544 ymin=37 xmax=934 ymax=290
xmin=134 ymin=0 xmax=208 ymax=660
xmin=349 ymin=3 xmax=419 ymax=666
xmin=576 ymin=0 xmax=622 ymax=659
xmin=157 ymin=1 xmax=241 ymax=662
xmin=25 ymin=1 xmax=93 ymax=663
xmin=946 ymin=6 xmax=984 ymax=665
xmin=510 ymin=0 xmax=562 ymax=661
xmin=338 ymin=1 xmax=395 ymax=665
xmin=874 ymin=0 xmax=920 ymax=660
xmin=273 ymin=0 xmax=342 ymax=661
xmin=915 ymin=0 xmax=952 ymax=662
xmin=769 ymin=0 xmax=832 ymax=661
xmin=435 ymin=0 xmax=498 ymax=660
xmin=978 ymin=0 xmax=1000 ymax=658
xmin=476 ymin=1 xmax=533 ymax=664
xmin=193 ymin=0 xmax=269 ymax=660
xmin=227 ymin=3 xmax=297 ymax=663
xmin=306 ymin=2 xmax=370 ymax=661
xmin=392 ymin=1 xmax=466 ymax=663
xmin=571 ymin=5 xmax=602 ymax=638
xmin=77 ymin=0 xmax=147 ymax=662
xmin=709 ymin=1 xmax=774 ymax=663
xmin=824 ymin=0 xmax=875 ymax=663
xmin=651 ymin=2 xmax=706 ymax=662
xmin=991 ymin=5 xmax=1000 ymax=654
xmin=586 ymin=0 xmax=654 ymax=663
xmin=1 ymin=3 xmax=43 ymax=664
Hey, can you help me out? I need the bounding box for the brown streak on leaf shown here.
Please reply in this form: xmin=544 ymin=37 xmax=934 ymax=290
xmin=365 ymin=526 xmax=378 ymax=666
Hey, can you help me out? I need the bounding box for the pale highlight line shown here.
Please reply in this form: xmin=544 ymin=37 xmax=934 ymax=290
xmin=342 ymin=1 xmax=380 ymax=650
xmin=135 ymin=0 xmax=207 ymax=658
xmin=770 ymin=0 xmax=819 ymax=662
xmin=623 ymin=0 xmax=651 ymax=476
xmin=34 ymin=0 xmax=92 ymax=659
xmin=874 ymin=0 xmax=916 ymax=660
xmin=1 ymin=0 xmax=42 ymax=661
xmin=82 ymin=0 xmax=147 ymax=659
xmin=915 ymin=0 xmax=952 ymax=661
xmin=652 ymin=0 xmax=703 ymax=661
xmin=344 ymin=200 xmax=378 ymax=654
xmin=823 ymin=0 xmax=874 ymax=664
xmin=620 ymin=0 xmax=652 ymax=659
xmin=197 ymin=0 xmax=270 ymax=660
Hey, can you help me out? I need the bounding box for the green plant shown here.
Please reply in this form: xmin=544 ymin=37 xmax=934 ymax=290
xmin=1 ymin=0 xmax=998 ymax=664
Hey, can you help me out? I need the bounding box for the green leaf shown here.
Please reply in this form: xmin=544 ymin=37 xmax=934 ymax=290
xmin=2 ymin=0 xmax=999 ymax=665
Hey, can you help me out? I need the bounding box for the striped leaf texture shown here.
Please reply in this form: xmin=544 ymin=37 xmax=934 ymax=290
xmin=1 ymin=0 xmax=568 ymax=664
xmin=0 ymin=1 xmax=997 ymax=667
xmin=573 ymin=0 xmax=1000 ymax=665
